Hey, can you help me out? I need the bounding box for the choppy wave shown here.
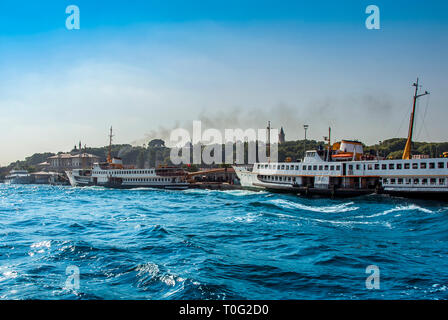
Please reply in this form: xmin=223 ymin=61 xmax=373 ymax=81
xmin=0 ymin=183 xmax=447 ymax=299
xmin=269 ymin=198 xmax=359 ymax=213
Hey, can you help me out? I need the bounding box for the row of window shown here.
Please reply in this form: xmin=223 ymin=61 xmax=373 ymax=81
xmin=257 ymin=164 xmax=341 ymax=172
xmin=363 ymin=162 xmax=445 ymax=171
xmin=257 ymin=161 xmax=447 ymax=173
xmin=260 ymin=175 xmax=296 ymax=183
xmin=124 ymin=178 xmax=170 ymax=182
xmin=93 ymin=170 xmax=154 ymax=175
xmin=382 ymin=178 xmax=446 ymax=186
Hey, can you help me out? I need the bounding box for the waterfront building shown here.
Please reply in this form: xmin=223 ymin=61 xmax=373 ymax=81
xmin=48 ymin=153 xmax=100 ymax=172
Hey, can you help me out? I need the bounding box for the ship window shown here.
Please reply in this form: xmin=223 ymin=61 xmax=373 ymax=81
xmin=319 ymin=165 xmax=323 ymax=170
xmin=398 ymin=178 xmax=403 ymax=184
xmin=281 ymin=165 xmax=285 ymax=170
xmin=414 ymin=178 xmax=419 ymax=184
xmin=382 ymin=164 xmax=387 ymax=170
xmin=429 ymin=163 xmax=435 ymax=169
xmin=336 ymin=166 xmax=340 ymax=171
xmin=406 ymin=179 xmax=411 ymax=185
xmin=286 ymin=165 xmax=289 ymax=170
xmin=412 ymin=163 xmax=418 ymax=169
xmin=404 ymin=163 xmax=410 ymax=169
xmin=356 ymin=164 xmax=360 ymax=170
xmin=439 ymin=178 xmax=445 ymax=185
xmin=325 ymin=165 xmax=329 ymax=170
xmin=313 ymin=165 xmax=317 ymax=170
xmin=288 ymin=177 xmax=291 ymax=181
xmin=420 ymin=163 xmax=427 ymax=169
xmin=390 ymin=178 xmax=396 ymax=184
xmin=422 ymin=178 xmax=428 ymax=185
xmin=368 ymin=164 xmax=372 ymax=170
xmin=374 ymin=164 xmax=379 ymax=170
xmin=438 ymin=162 xmax=444 ymax=169
xmin=430 ymin=178 xmax=437 ymax=185
xmin=330 ymin=165 xmax=334 ymax=171
xmin=389 ymin=164 xmax=395 ymax=170
xmin=308 ymin=166 xmax=312 ymax=170
xmin=397 ymin=164 xmax=402 ymax=170
xmin=295 ymin=165 xmax=299 ymax=170
xmin=303 ymin=166 xmax=307 ymax=171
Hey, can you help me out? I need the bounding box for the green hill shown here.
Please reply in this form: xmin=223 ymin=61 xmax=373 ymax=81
xmin=1 ymin=138 xmax=447 ymax=179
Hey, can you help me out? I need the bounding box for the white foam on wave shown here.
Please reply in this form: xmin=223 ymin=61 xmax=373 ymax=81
xmin=183 ymin=188 xmax=267 ymax=197
xmin=265 ymin=211 xmax=391 ymax=228
xmin=128 ymin=187 xmax=158 ymax=191
xmin=31 ymin=240 xmax=51 ymax=249
xmin=0 ymin=266 xmax=18 ymax=282
xmin=182 ymin=189 xmax=214 ymax=195
xmin=269 ymin=199 xmax=359 ymax=213
xmin=220 ymin=189 xmax=268 ymax=197
xmin=226 ymin=212 xmax=262 ymax=223
xmin=136 ymin=262 xmax=183 ymax=287
xmin=353 ymin=204 xmax=434 ymax=219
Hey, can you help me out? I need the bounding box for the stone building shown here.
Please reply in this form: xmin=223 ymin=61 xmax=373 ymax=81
xmin=48 ymin=153 xmax=100 ymax=172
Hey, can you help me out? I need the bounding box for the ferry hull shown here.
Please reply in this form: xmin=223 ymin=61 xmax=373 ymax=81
xmin=101 ymin=182 xmax=189 ymax=190
xmin=253 ymin=182 xmax=376 ymax=198
xmin=383 ymin=190 xmax=448 ymax=201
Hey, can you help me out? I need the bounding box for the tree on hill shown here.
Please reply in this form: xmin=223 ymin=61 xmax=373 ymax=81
xmin=148 ymin=139 xmax=165 ymax=148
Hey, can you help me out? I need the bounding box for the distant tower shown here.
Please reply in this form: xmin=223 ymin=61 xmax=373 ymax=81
xmin=279 ymin=127 xmax=285 ymax=144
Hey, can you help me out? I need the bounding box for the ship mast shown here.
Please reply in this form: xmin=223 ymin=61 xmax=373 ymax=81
xmin=107 ymin=126 xmax=114 ymax=163
xmin=402 ymin=78 xmax=429 ymax=160
xmin=267 ymin=121 xmax=271 ymax=163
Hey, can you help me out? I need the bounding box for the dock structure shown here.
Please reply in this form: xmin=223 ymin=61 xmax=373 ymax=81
xmin=186 ymin=167 xmax=243 ymax=189
xmin=187 ymin=167 xmax=237 ymax=183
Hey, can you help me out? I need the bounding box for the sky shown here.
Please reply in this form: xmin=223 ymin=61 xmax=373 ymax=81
xmin=0 ymin=0 xmax=447 ymax=165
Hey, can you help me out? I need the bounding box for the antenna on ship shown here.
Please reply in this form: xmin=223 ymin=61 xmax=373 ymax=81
xmin=402 ymin=78 xmax=430 ymax=160
xmin=303 ymin=124 xmax=309 ymax=161
xmin=267 ymin=121 xmax=271 ymax=163
xmin=107 ymin=126 xmax=114 ymax=163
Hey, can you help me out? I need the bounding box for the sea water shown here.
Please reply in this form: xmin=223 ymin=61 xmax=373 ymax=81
xmin=0 ymin=184 xmax=447 ymax=299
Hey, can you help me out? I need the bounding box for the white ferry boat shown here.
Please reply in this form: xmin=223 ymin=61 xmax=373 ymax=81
xmin=4 ymin=170 xmax=33 ymax=184
xmin=234 ymin=79 xmax=448 ymax=199
xmin=234 ymin=144 xmax=448 ymax=199
xmin=66 ymin=128 xmax=189 ymax=190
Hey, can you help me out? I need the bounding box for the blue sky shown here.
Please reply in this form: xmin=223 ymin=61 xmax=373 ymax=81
xmin=0 ymin=1 xmax=447 ymax=164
